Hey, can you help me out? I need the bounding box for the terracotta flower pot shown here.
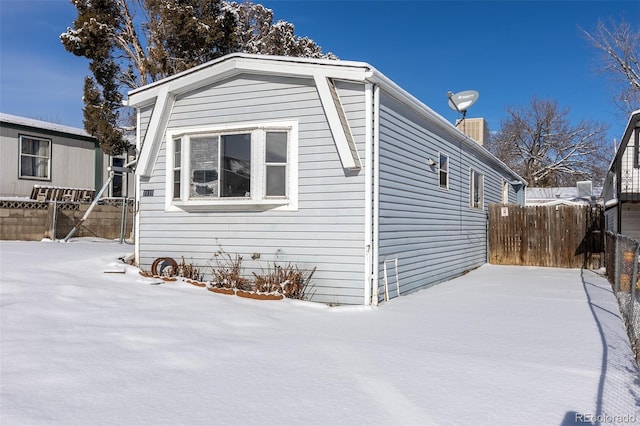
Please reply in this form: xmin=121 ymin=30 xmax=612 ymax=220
xmin=207 ymin=287 xmax=235 ymax=295
xmin=236 ymin=290 xmax=283 ymax=301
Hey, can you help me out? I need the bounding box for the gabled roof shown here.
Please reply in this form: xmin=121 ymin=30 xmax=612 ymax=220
xmin=607 ymin=109 xmax=640 ymax=172
xmin=127 ymin=53 xmax=526 ymax=184
xmin=0 ymin=112 xmax=92 ymax=140
xmin=601 ymin=109 xmax=640 ymax=200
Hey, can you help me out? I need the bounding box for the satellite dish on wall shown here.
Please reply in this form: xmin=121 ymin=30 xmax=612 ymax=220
xmin=447 ymin=90 xmax=479 ymax=114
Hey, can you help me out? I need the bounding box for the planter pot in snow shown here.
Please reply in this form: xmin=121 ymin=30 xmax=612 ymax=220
xmin=236 ymin=290 xmax=283 ymax=301
xmin=207 ymin=287 xmax=235 ymax=295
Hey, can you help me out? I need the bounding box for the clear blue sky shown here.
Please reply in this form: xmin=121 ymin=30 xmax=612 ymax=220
xmin=0 ymin=0 xmax=637 ymax=145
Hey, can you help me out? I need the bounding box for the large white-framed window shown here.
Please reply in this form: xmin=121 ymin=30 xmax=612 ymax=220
xmin=470 ymin=169 xmax=484 ymax=209
xmin=19 ymin=135 xmax=51 ymax=180
xmin=438 ymin=152 xmax=449 ymax=189
xmin=166 ymin=120 xmax=298 ymax=211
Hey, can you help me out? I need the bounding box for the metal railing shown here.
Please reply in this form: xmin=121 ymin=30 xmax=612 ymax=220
xmin=604 ymin=231 xmax=640 ymax=362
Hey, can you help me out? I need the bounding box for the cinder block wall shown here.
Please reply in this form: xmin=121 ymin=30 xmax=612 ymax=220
xmin=0 ymin=201 xmax=50 ymax=240
xmin=0 ymin=200 xmax=134 ymax=241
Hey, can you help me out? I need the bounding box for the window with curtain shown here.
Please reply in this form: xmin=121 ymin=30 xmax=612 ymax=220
xmin=19 ymin=135 xmax=51 ymax=180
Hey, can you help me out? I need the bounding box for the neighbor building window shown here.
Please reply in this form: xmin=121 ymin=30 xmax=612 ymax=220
xmin=19 ymin=135 xmax=51 ymax=180
xmin=470 ymin=169 xmax=484 ymax=209
xmin=111 ymin=157 xmax=125 ymax=197
xmin=166 ymin=121 xmax=297 ymax=210
xmin=438 ymin=153 xmax=449 ymax=189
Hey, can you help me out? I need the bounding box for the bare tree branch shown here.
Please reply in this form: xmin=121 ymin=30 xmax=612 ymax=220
xmin=582 ymin=18 xmax=640 ymax=116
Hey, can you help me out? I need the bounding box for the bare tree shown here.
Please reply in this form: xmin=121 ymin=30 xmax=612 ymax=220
xmin=582 ymin=18 xmax=640 ymax=116
xmin=486 ymin=97 xmax=610 ymax=187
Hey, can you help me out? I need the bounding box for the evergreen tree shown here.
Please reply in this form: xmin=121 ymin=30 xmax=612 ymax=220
xmin=61 ymin=0 xmax=335 ymax=155
xmin=230 ymin=1 xmax=336 ymax=59
xmin=60 ymin=0 xmax=128 ymax=155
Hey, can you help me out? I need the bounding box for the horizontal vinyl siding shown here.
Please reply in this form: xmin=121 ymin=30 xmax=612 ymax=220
xmin=376 ymin=91 xmax=516 ymax=299
xmin=621 ymin=202 xmax=640 ymax=240
xmin=137 ymin=74 xmax=367 ymax=305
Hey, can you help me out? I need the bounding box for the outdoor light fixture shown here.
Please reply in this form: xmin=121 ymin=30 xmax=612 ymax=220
xmin=426 ymin=158 xmax=436 ymax=166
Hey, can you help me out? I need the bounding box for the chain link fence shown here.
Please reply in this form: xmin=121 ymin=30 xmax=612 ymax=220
xmin=604 ymin=231 xmax=640 ymax=363
xmin=52 ymin=197 xmax=135 ymax=243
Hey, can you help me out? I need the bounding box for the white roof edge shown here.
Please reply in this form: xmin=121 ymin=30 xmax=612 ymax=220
xmin=126 ymin=53 xmax=372 ymax=105
xmin=604 ymin=109 xmax=640 ymax=173
xmin=127 ymin=53 xmax=526 ymax=184
xmin=0 ymin=112 xmax=92 ymax=139
xmin=365 ymin=70 xmax=527 ymax=185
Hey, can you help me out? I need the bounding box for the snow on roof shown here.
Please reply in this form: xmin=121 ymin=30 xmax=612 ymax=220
xmin=0 ymin=112 xmax=92 ymax=139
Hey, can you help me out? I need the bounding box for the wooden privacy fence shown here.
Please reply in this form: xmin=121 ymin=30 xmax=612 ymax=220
xmin=488 ymin=203 xmax=604 ymax=269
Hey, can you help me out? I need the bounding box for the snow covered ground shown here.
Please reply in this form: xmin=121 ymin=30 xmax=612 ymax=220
xmin=1 ymin=240 xmax=638 ymax=425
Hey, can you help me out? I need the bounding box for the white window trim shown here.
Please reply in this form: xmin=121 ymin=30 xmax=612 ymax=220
xmin=470 ymin=168 xmax=484 ymax=210
xmin=165 ymin=120 xmax=298 ymax=212
xmin=438 ymin=152 xmax=449 ymax=190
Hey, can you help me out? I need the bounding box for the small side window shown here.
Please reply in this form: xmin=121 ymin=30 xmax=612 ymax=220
xmin=634 ymin=128 xmax=639 ymax=169
xmin=502 ymin=180 xmax=509 ymax=204
xmin=439 ymin=153 xmax=448 ymax=189
xmin=470 ymin=169 xmax=484 ymax=209
xmin=265 ymin=131 xmax=288 ymax=197
xmin=173 ymin=138 xmax=182 ymax=199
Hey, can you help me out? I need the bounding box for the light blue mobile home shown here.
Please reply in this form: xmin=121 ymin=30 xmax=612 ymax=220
xmin=127 ymin=53 xmax=525 ymax=305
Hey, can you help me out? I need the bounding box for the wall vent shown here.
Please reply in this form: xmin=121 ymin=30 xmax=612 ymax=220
xmin=576 ymin=181 xmax=593 ymax=199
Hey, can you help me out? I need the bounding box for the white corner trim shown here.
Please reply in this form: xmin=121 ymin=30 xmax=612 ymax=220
xmin=137 ymin=87 xmax=175 ymax=177
xmin=313 ymin=73 xmax=362 ymax=170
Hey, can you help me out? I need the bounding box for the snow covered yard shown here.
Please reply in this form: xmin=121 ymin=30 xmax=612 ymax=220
xmin=1 ymin=240 xmax=638 ymax=426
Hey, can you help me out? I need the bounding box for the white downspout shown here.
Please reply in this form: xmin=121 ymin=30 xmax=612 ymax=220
xmin=364 ymin=83 xmax=373 ymax=305
xmin=134 ymin=111 xmax=141 ymax=266
xmin=372 ymin=84 xmax=381 ymax=305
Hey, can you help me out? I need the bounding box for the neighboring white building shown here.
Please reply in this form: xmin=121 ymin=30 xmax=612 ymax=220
xmin=526 ymin=182 xmax=602 ymax=206
xmin=601 ymin=109 xmax=640 ymax=239
xmin=126 ymin=53 xmax=526 ymax=305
